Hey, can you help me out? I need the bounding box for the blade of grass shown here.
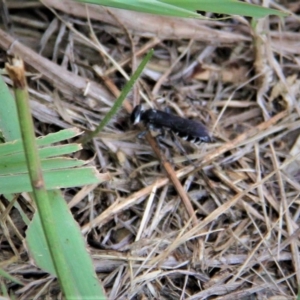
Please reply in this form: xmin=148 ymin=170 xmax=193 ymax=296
xmin=160 ymin=0 xmax=288 ymax=18
xmin=76 ymin=0 xmax=201 ymax=18
xmin=76 ymin=0 xmax=288 ymax=18
xmin=0 ymin=73 xmax=21 ymax=141
xmin=26 ymin=190 xmax=106 ymax=298
xmin=0 ymin=157 xmax=85 ymax=175
xmin=0 ymin=268 xmax=24 ymax=286
xmin=0 ymin=167 xmax=108 ymax=193
xmin=5 ymin=59 xmax=104 ymax=298
xmin=81 ymin=49 xmax=154 ymax=144
xmin=0 ymin=128 xmax=82 ymax=156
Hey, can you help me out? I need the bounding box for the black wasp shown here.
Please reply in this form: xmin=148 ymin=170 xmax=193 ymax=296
xmin=131 ymin=105 xmax=213 ymax=144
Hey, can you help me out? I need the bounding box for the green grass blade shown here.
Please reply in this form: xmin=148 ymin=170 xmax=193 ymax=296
xmin=0 ymin=157 xmax=85 ymax=175
xmin=0 ymin=76 xmax=21 ymax=141
xmin=76 ymin=0 xmax=288 ymax=18
xmin=5 ymin=59 xmax=103 ymax=299
xmin=0 ymin=268 xmax=24 ymax=286
xmin=160 ymin=0 xmax=288 ymax=18
xmin=0 ymin=128 xmax=82 ymax=157
xmin=0 ymin=167 xmax=109 ymax=193
xmin=82 ymin=49 xmax=154 ymax=143
xmin=76 ymin=0 xmax=200 ymax=17
xmin=26 ymin=190 xmax=105 ymax=297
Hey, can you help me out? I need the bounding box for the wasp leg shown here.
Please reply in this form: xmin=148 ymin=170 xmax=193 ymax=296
xmin=137 ymin=124 xmax=164 ymax=139
xmin=164 ymin=107 xmax=171 ymax=114
xmin=155 ymin=134 xmax=174 ymax=164
xmin=137 ymin=130 xmax=147 ymax=139
xmin=170 ymin=131 xmax=197 ymax=167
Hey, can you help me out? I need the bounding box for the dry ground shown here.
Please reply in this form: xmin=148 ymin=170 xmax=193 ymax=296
xmin=1 ymin=1 xmax=300 ymax=299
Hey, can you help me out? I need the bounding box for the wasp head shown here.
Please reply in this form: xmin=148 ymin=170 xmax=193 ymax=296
xmin=131 ymin=105 xmax=144 ymax=125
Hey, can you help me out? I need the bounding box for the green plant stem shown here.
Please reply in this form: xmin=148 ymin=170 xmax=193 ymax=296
xmin=81 ymin=49 xmax=154 ymax=144
xmin=8 ymin=62 xmax=77 ymax=297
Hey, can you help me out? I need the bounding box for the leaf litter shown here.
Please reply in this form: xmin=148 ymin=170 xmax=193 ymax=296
xmin=1 ymin=1 xmax=300 ymax=299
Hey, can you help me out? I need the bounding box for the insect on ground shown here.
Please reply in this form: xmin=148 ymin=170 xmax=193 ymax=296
xmin=130 ymin=105 xmax=214 ymax=146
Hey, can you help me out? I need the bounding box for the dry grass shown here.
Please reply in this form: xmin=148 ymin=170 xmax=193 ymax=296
xmin=1 ymin=1 xmax=300 ymax=299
